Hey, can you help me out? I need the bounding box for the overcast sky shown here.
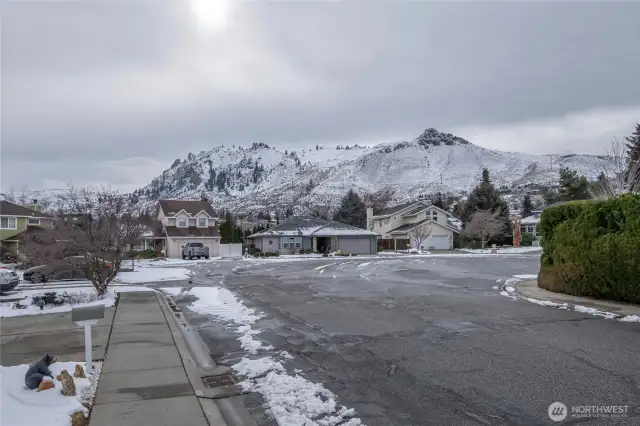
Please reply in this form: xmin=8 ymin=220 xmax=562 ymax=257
xmin=2 ymin=0 xmax=639 ymax=192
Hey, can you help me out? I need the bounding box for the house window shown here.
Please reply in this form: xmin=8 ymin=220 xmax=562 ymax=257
xmin=199 ymin=218 xmax=207 ymax=227
xmin=431 ymin=211 xmax=438 ymax=221
xmin=178 ymin=218 xmax=186 ymax=227
xmin=281 ymin=237 xmax=302 ymax=249
xmin=0 ymin=217 xmax=17 ymax=229
xmin=168 ymin=218 xmax=176 ymax=226
xmin=28 ymin=218 xmax=40 ymax=225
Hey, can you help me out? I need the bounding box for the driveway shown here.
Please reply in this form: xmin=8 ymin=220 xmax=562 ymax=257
xmin=182 ymin=254 xmax=640 ymax=425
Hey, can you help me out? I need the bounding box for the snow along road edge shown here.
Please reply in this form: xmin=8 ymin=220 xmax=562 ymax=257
xmin=499 ymin=275 xmax=640 ymax=323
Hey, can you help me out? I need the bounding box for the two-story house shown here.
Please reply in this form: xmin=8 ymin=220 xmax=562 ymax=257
xmin=367 ymin=200 xmax=462 ymax=250
xmin=0 ymin=200 xmax=54 ymax=256
xmin=147 ymin=199 xmax=220 ymax=258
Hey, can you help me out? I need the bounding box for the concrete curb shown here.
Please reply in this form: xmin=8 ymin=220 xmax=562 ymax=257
xmin=505 ymin=280 xmax=640 ymax=321
xmin=156 ymin=293 xmax=258 ymax=426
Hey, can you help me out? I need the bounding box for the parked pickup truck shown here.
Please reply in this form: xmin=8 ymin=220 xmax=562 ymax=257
xmin=182 ymin=242 xmax=210 ymax=260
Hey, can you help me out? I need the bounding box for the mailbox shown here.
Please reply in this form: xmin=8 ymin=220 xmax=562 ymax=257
xmin=72 ymin=305 xmax=105 ymax=375
xmin=71 ymin=305 xmax=105 ymax=325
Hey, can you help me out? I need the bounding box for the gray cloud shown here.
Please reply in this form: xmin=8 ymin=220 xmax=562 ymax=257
xmin=2 ymin=1 xmax=639 ymax=190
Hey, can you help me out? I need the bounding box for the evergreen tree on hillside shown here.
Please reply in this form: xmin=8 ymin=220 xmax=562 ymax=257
xmin=522 ymin=194 xmax=534 ymax=218
xmin=461 ymin=169 xmax=509 ymax=226
xmin=481 ymin=168 xmax=491 ymax=184
xmin=558 ymin=167 xmax=590 ymax=201
xmin=625 ymin=123 xmax=640 ymax=184
xmin=431 ymin=193 xmax=445 ymax=210
xmin=333 ymin=189 xmax=366 ymax=228
xmin=220 ymin=211 xmax=237 ymax=244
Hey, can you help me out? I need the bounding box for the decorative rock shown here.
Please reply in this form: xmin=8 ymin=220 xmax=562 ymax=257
xmin=73 ymin=364 xmax=85 ymax=379
xmin=58 ymin=370 xmax=76 ymax=396
xmin=37 ymin=380 xmax=55 ymax=392
xmin=71 ymin=412 xmax=87 ymax=426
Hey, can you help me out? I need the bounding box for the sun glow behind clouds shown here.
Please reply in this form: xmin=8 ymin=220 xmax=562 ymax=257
xmin=189 ymin=0 xmax=232 ymax=32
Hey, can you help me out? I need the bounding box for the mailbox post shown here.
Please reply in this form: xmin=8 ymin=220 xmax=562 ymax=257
xmin=71 ymin=305 xmax=105 ymax=375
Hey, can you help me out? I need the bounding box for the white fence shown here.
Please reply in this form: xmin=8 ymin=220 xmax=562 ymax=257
xmin=219 ymin=243 xmax=243 ymax=257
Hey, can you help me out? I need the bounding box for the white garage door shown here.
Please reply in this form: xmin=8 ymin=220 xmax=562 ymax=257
xmin=426 ymin=235 xmax=450 ymax=250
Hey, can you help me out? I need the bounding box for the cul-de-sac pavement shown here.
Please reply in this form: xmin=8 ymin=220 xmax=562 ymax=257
xmin=167 ymin=253 xmax=640 ymax=426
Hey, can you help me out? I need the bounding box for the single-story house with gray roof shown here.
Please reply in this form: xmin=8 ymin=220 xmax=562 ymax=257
xmin=247 ymin=216 xmax=380 ymax=255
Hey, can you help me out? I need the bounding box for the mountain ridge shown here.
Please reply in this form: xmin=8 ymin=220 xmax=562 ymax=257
xmin=132 ymin=128 xmax=609 ymax=215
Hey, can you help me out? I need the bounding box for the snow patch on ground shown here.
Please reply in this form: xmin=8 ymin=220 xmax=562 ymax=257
xmin=0 ymin=361 xmax=100 ymax=426
xmin=459 ymin=247 xmax=542 ymax=254
xmin=0 ymin=288 xmax=117 ymax=318
xmin=116 ymin=267 xmax=193 ymax=284
xmin=171 ymin=285 xmax=363 ymax=426
xmin=501 ymin=274 xmax=640 ymax=323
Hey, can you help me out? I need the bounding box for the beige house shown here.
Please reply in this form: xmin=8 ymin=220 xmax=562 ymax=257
xmin=367 ymin=200 xmax=462 ymax=250
xmin=144 ymin=200 xmax=221 ymax=258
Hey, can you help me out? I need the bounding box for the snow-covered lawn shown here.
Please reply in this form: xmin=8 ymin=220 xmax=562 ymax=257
xmin=0 ymin=287 xmax=117 ymax=318
xmin=115 ymin=266 xmax=193 ymax=284
xmin=459 ymin=247 xmax=542 ymax=254
xmin=163 ymin=285 xmax=363 ymax=426
xmin=134 ymin=258 xmax=221 ymax=268
xmin=0 ymin=285 xmax=157 ymax=318
xmin=0 ymin=361 xmax=101 ymax=426
xmin=499 ymin=274 xmax=640 ymax=323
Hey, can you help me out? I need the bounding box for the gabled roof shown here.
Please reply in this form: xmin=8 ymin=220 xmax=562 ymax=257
xmin=388 ymin=217 xmax=461 ymax=235
xmin=0 ymin=200 xmax=53 ymax=218
xmin=248 ymin=216 xmax=329 ymax=237
xmin=165 ymin=226 xmax=220 ymax=238
xmin=158 ymin=200 xmax=217 ymax=218
xmin=248 ymin=216 xmax=379 ymax=238
xmin=374 ymin=200 xmax=428 ymax=217
xmin=312 ymin=221 xmax=380 ymax=237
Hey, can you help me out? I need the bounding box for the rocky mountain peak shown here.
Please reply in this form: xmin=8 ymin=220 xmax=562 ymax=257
xmin=415 ymin=128 xmax=471 ymax=148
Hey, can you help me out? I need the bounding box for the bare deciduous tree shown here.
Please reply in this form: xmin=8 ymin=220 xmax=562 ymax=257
xmin=463 ymin=210 xmax=507 ymax=249
xmin=23 ymin=186 xmax=145 ymax=296
xmin=410 ymin=223 xmax=432 ymax=250
xmin=363 ymin=188 xmax=394 ymax=214
xmin=590 ymin=137 xmax=640 ymax=199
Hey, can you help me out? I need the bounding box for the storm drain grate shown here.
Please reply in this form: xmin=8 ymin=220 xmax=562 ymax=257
xmin=201 ymin=374 xmax=238 ymax=388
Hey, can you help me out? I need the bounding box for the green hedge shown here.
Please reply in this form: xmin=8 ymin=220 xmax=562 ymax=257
xmin=254 ymin=252 xmax=280 ymax=257
xmin=538 ymin=195 xmax=640 ymax=303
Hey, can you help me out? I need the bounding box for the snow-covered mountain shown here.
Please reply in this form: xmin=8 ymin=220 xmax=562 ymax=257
xmin=133 ymin=129 xmax=609 ymax=215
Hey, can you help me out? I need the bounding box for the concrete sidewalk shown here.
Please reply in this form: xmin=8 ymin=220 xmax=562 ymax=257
xmin=90 ymin=291 xmax=227 ymax=426
xmin=515 ymin=280 xmax=640 ymax=317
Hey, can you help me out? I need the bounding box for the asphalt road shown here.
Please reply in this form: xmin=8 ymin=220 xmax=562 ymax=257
xmin=182 ymin=254 xmax=640 ymax=426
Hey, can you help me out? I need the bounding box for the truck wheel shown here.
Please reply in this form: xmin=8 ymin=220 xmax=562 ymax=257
xmin=204 ymin=256 xmax=209 ymax=259
xmin=189 ymin=255 xmax=194 ymax=260
xmin=182 ymin=254 xmax=186 ymax=259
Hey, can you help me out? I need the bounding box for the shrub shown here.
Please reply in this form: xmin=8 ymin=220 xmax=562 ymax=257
xmin=248 ymin=247 xmax=262 ymax=255
xmin=304 ymin=249 xmax=314 ymax=254
xmin=129 ymin=249 xmax=156 ymax=259
xmin=538 ymin=195 xmax=640 ymax=303
xmin=521 ymin=233 xmax=534 ymax=247
xmin=254 ymin=251 xmax=280 ymax=258
xmin=322 ymin=253 xmax=328 ymax=257
xmin=1 ymin=252 xmax=17 ymax=264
